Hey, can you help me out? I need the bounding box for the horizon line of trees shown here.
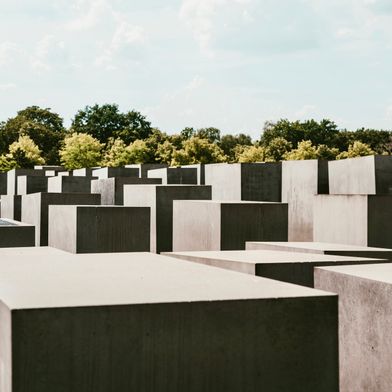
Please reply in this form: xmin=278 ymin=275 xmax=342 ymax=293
xmin=0 ymin=104 xmax=390 ymax=171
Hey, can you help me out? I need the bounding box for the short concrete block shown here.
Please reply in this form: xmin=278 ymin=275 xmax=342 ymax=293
xmin=314 ymin=263 xmax=392 ymax=392
xmin=329 ymin=155 xmax=392 ymax=194
xmin=0 ymin=172 xmax=7 ymax=195
xmin=49 ymin=205 xmax=150 ymax=253
xmin=173 ymin=200 xmax=288 ymax=251
xmin=7 ymin=169 xmax=46 ymax=195
xmin=21 ymin=192 xmax=101 ymax=246
xmin=205 ymin=163 xmax=282 ymax=202
xmin=165 ymin=249 xmax=388 ymax=287
xmin=73 ymin=168 xmax=96 ymax=177
xmin=123 ymin=185 xmax=212 ymax=253
xmin=47 ymin=176 xmax=96 ymax=193
xmin=246 ymin=241 xmax=392 ymax=259
xmin=0 ymin=218 xmax=35 ymax=247
xmin=313 ymin=194 xmax=392 ymax=248
xmin=17 ymin=176 xmax=48 ymax=195
xmin=182 ymin=164 xmax=205 ymax=184
xmin=125 ymin=163 xmax=168 ymax=178
xmin=92 ymin=167 xmax=139 ymax=179
xmin=0 ymin=195 xmax=21 ymax=221
xmin=0 ymin=251 xmax=338 ymax=392
xmin=147 ymin=167 xmax=198 ymax=184
xmin=282 ymin=160 xmax=328 ymax=241
xmin=91 ymin=177 xmax=161 ymax=205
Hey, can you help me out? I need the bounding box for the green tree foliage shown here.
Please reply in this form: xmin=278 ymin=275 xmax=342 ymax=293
xmin=172 ymin=136 xmax=226 ymax=166
xmin=180 ymin=127 xmax=221 ymax=143
xmin=236 ymin=145 xmax=266 ymax=163
xmin=0 ymin=106 xmax=65 ymax=164
xmin=126 ymin=140 xmax=151 ymax=163
xmin=336 ymin=141 xmax=375 ymax=160
xmin=316 ymin=144 xmax=340 ymax=160
xmin=103 ymin=138 xmax=131 ymax=167
xmin=71 ymin=104 xmax=152 ymax=145
xmin=60 ymin=133 xmax=103 ymax=170
xmin=219 ymin=134 xmax=252 ymax=162
xmin=264 ymin=137 xmax=293 ymax=161
xmin=283 ymin=140 xmax=319 ymax=160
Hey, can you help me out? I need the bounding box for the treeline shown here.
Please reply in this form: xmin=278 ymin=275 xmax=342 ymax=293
xmin=0 ymin=105 xmax=390 ymax=170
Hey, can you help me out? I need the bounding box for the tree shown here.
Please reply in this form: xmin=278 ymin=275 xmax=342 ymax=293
xmin=283 ymin=140 xmax=319 ymax=160
xmin=171 ymin=137 xmax=227 ymax=165
xmin=60 ymin=133 xmax=103 ymax=170
xmin=219 ymin=134 xmax=252 ymax=162
xmin=236 ymin=145 xmax=266 ymax=163
xmin=103 ymin=138 xmax=132 ymax=167
xmin=264 ymin=137 xmax=292 ymax=161
xmin=126 ymin=140 xmax=151 ymax=163
xmin=316 ymin=144 xmax=339 ymax=160
xmin=180 ymin=127 xmax=221 ymax=143
xmin=8 ymin=135 xmax=45 ymax=168
xmin=336 ymin=141 xmax=375 ymax=160
xmin=0 ymin=106 xmax=65 ymax=164
xmin=157 ymin=140 xmax=176 ymax=164
xmin=71 ymin=104 xmax=152 ymax=145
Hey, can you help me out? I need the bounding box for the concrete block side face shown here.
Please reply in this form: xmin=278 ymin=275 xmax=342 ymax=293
xmin=313 ymin=195 xmax=368 ymax=246
xmin=374 ymin=155 xmax=392 ymax=194
xmin=167 ymin=168 xmax=198 ymax=185
xmin=11 ymin=298 xmax=338 ymax=392
xmin=1 ymin=195 xmax=21 ymax=221
xmin=172 ymin=201 xmax=221 ymax=251
xmin=317 ymin=160 xmax=329 ymax=194
xmin=0 ymin=302 xmax=11 ymax=392
xmin=205 ymin=164 xmax=242 ymax=200
xmin=0 ymin=173 xmax=7 ymax=195
xmin=368 ymin=196 xmax=392 ymax=248
xmin=156 ymin=186 xmax=212 ymax=253
xmin=314 ymin=268 xmax=392 ymax=392
xmin=241 ymin=163 xmax=282 ymax=202
xmin=47 ymin=176 xmax=62 ymax=192
xmin=0 ymin=226 xmax=35 ymax=247
xmin=21 ymin=194 xmax=41 ymax=245
xmin=48 ymin=206 xmax=78 ymax=253
xmin=282 ymin=160 xmax=319 ymax=241
xmin=220 ymin=203 xmax=288 ymax=250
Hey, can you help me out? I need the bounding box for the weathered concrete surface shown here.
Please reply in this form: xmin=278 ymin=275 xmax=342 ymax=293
xmin=182 ymin=164 xmax=205 ymax=184
xmin=164 ymin=249 xmax=388 ymax=287
xmin=125 ymin=164 xmax=168 ymax=178
xmin=172 ymin=200 xmax=288 ymax=251
xmin=0 ymin=252 xmax=338 ymax=392
xmin=0 ymin=219 xmax=35 ymax=247
xmin=47 ymin=176 xmax=96 ymax=193
xmin=147 ymin=167 xmax=198 ymax=185
xmin=329 ymin=155 xmax=392 ymax=194
xmin=124 ymin=185 xmax=212 ymax=253
xmin=282 ymin=160 xmax=328 ymax=241
xmin=49 ymin=205 xmax=150 ymax=253
xmin=92 ymin=167 xmax=139 ymax=180
xmin=91 ymin=177 xmax=161 ymax=205
xmin=204 ymin=163 xmax=282 ymax=202
xmin=7 ymin=169 xmax=46 ymax=195
xmin=315 ymin=263 xmax=392 ymax=392
xmin=17 ymin=176 xmax=48 ymax=195
xmin=21 ymin=192 xmax=101 ymax=246
xmin=0 ymin=172 xmax=7 ymax=195
xmin=246 ymin=241 xmax=392 ymax=260
xmin=34 ymin=165 xmax=64 ymax=171
xmin=0 ymin=195 xmax=22 ymax=221
xmin=73 ymin=168 xmax=97 ymax=177
xmin=313 ymin=194 xmax=392 ymax=248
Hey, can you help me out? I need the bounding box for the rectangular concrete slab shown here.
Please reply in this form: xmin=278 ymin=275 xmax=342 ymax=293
xmin=0 ymin=195 xmax=21 ymax=221
xmin=0 ymin=219 xmax=35 ymax=247
xmin=21 ymin=192 xmax=101 ymax=246
xmin=246 ymin=241 xmax=392 ymax=259
xmin=147 ymin=167 xmax=198 ymax=184
xmin=47 ymin=176 xmax=96 ymax=193
xmin=17 ymin=176 xmax=48 ymax=195
xmin=125 ymin=163 xmax=168 ymax=178
xmin=0 ymin=172 xmax=7 ymax=195
xmin=173 ymin=200 xmax=288 ymax=252
xmin=314 ymin=263 xmax=392 ymax=392
xmin=48 ymin=205 xmax=150 ymax=253
xmin=0 ymin=251 xmax=338 ymax=392
xmin=164 ymin=249 xmax=388 ymax=287
xmin=92 ymin=167 xmax=139 ymax=179
xmin=7 ymin=169 xmax=46 ymax=195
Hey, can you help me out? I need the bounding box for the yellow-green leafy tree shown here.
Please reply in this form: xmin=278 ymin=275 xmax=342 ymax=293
xmin=337 ymin=141 xmax=375 ymax=160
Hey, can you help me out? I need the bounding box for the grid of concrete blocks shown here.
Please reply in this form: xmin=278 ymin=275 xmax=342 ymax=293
xmin=0 ymin=157 xmax=392 ymax=391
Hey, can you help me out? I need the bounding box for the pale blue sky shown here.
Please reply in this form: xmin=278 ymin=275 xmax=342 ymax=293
xmin=1 ymin=0 xmax=392 ymax=138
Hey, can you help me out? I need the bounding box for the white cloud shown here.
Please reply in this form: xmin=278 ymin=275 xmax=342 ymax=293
xmin=295 ymin=104 xmax=318 ymax=119
xmin=0 ymin=42 xmax=20 ymax=66
xmin=0 ymin=83 xmax=16 ymax=91
xmin=66 ymin=0 xmax=110 ymax=31
xmin=385 ymin=104 xmax=392 ymax=120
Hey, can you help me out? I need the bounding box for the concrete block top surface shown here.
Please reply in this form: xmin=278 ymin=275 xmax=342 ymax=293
xmin=0 ymin=251 xmax=332 ymax=310
xmin=164 ymin=250 xmax=383 ymax=265
xmin=315 ymin=263 xmax=392 ymax=284
xmin=174 ymin=200 xmax=283 ymax=205
xmin=246 ymin=241 xmax=392 ymax=253
xmin=0 ymin=219 xmax=32 ymax=227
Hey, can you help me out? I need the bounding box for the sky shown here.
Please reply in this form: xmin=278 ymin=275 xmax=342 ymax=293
xmin=1 ymin=0 xmax=392 ymax=138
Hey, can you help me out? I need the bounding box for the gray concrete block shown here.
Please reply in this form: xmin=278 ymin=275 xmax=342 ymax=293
xmin=329 ymin=155 xmax=392 ymax=195
xmin=182 ymin=164 xmax=206 ymax=184
xmin=314 ymin=263 xmax=392 ymax=392
xmin=147 ymin=167 xmax=198 ymax=184
xmin=246 ymin=241 xmax=392 ymax=259
xmin=34 ymin=165 xmax=64 ymax=171
xmin=17 ymin=176 xmax=48 ymax=195
xmin=0 ymin=195 xmax=21 ymax=221
xmin=73 ymin=168 xmax=97 ymax=177
xmin=92 ymin=167 xmax=139 ymax=179
xmin=282 ymin=160 xmax=328 ymax=241
xmin=0 ymin=251 xmax=338 ymax=392
xmin=7 ymin=169 xmax=46 ymax=195
xmin=0 ymin=172 xmax=7 ymax=195
xmin=173 ymin=200 xmax=288 ymax=252
xmin=47 ymin=176 xmax=96 ymax=193
xmin=313 ymin=194 xmax=392 ymax=248
xmin=49 ymin=205 xmax=150 ymax=253
xmin=124 ymin=185 xmax=212 ymax=253
xmin=0 ymin=218 xmax=35 ymax=247
xmin=204 ymin=163 xmax=282 ymax=202
xmin=57 ymin=171 xmax=72 ymax=177
xmin=165 ymin=249 xmax=388 ymax=287
xmin=21 ymin=192 xmax=101 ymax=246
xmin=91 ymin=177 xmax=161 ymax=205
xmin=125 ymin=164 xmax=168 ymax=178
